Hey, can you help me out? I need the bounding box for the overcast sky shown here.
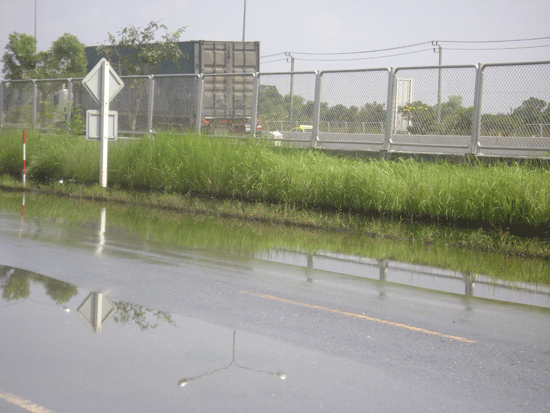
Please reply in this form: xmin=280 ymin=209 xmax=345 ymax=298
xmin=1 ymin=0 xmax=549 ymax=79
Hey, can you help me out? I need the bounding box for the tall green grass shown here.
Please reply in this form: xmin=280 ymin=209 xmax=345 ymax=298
xmin=1 ymin=129 xmax=549 ymax=233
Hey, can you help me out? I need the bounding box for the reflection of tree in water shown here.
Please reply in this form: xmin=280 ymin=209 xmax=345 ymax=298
xmin=112 ymin=301 xmax=176 ymax=331
xmin=0 ymin=267 xmax=30 ymax=301
xmin=0 ymin=266 xmax=78 ymax=304
xmin=42 ymin=277 xmax=78 ymax=304
xmin=1 ymin=266 xmax=175 ymax=331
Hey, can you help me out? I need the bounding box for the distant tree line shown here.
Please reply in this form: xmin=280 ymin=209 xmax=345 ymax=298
xmin=259 ymin=84 xmax=550 ymax=136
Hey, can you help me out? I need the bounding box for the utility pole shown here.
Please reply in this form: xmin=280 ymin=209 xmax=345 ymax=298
xmin=286 ymin=52 xmax=295 ymax=127
xmin=433 ymin=41 xmax=442 ymax=123
xmin=242 ymin=0 xmax=246 ymax=42
xmin=34 ymin=0 xmax=37 ymax=40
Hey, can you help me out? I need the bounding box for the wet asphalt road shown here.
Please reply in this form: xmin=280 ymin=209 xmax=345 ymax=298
xmin=1 ymin=213 xmax=549 ymax=412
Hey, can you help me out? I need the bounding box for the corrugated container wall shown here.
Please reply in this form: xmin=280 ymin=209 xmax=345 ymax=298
xmin=85 ymin=41 xmax=260 ymax=122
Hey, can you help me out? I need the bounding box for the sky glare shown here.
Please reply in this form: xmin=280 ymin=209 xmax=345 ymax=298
xmin=0 ymin=0 xmax=549 ymax=79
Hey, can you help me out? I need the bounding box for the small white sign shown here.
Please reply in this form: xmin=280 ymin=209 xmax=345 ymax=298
xmin=86 ymin=110 xmax=118 ymax=140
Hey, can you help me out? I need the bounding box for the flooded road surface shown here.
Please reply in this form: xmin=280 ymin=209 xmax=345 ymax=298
xmin=1 ymin=192 xmax=549 ymax=412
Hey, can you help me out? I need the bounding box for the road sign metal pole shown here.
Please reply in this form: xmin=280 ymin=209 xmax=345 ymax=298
xmin=100 ymin=60 xmax=109 ymax=187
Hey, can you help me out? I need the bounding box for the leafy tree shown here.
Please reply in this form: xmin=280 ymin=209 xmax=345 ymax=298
xmin=96 ymin=21 xmax=186 ymax=131
xmin=39 ymin=33 xmax=87 ymax=79
xmin=436 ymin=97 xmax=473 ymax=135
xmin=481 ymin=113 xmax=523 ymax=136
xmin=359 ymin=102 xmax=386 ymax=123
xmin=2 ymin=32 xmax=87 ymax=80
xmin=1 ymin=32 xmax=39 ymax=80
xmin=440 ymin=95 xmax=463 ymax=119
xmin=2 ymin=32 xmax=88 ymax=130
xmin=442 ymin=106 xmax=473 ymax=135
xmin=324 ymin=104 xmax=349 ymax=122
xmin=258 ymin=84 xmax=286 ymax=121
xmin=96 ymin=21 xmax=186 ymax=76
xmin=400 ymin=101 xmax=437 ymax=134
xmin=512 ymin=97 xmax=548 ymax=125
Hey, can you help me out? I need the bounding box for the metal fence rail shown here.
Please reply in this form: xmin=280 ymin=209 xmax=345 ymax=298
xmin=1 ymin=60 xmax=549 ymax=157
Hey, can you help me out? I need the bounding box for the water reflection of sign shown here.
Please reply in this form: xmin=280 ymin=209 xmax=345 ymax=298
xmin=76 ymin=293 xmax=116 ymax=333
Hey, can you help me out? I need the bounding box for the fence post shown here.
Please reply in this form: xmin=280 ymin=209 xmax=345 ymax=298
xmin=311 ymin=71 xmax=322 ymax=148
xmin=147 ymin=75 xmax=155 ymax=136
xmin=469 ymin=63 xmax=484 ymax=155
xmin=383 ymin=68 xmax=396 ymax=153
xmin=195 ymin=74 xmax=204 ymax=135
xmin=32 ymin=80 xmax=37 ymax=130
xmin=0 ymin=81 xmax=4 ymax=127
xmin=250 ymin=73 xmax=259 ymax=137
xmin=66 ymin=78 xmax=73 ymax=124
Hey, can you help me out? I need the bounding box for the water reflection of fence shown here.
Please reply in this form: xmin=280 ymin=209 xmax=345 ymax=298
xmin=254 ymin=249 xmax=550 ymax=308
xmin=2 ymin=60 xmax=549 ymax=158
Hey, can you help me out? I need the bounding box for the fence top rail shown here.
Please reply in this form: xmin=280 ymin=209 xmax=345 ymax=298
xmin=152 ymin=73 xmax=201 ymax=79
xmin=480 ymin=60 xmax=550 ymax=69
xmin=33 ymin=78 xmax=76 ymax=83
xmin=2 ymin=60 xmax=549 ymax=84
xmin=320 ymin=67 xmax=391 ymax=75
xmin=201 ymin=72 xmax=255 ymax=78
xmin=1 ymin=79 xmax=38 ymax=83
xmin=118 ymin=74 xmax=151 ymax=79
xmin=394 ymin=64 xmax=478 ymax=71
xmin=258 ymin=70 xmax=317 ymax=77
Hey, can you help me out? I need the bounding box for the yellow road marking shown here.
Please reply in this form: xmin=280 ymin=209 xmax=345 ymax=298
xmin=0 ymin=389 xmax=56 ymax=413
xmin=239 ymin=290 xmax=476 ymax=343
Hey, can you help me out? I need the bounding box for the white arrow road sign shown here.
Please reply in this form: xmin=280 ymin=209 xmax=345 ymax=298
xmin=82 ymin=58 xmax=124 ymax=104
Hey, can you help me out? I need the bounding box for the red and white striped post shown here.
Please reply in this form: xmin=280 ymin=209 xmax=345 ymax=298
xmin=22 ymin=129 xmax=26 ymax=186
xmin=22 ymin=129 xmax=26 ymax=218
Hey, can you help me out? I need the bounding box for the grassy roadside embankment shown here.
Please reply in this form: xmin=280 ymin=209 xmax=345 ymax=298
xmin=1 ymin=129 xmax=549 ymax=258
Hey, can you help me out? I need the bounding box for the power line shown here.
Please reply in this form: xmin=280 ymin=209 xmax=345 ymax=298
xmin=291 ymin=48 xmax=434 ymax=62
xmin=260 ymin=52 xmax=286 ymax=59
xmin=260 ymin=36 xmax=550 ymax=60
xmin=439 ymin=36 xmax=550 ymax=44
xmin=285 ymin=41 xmax=432 ymax=56
xmin=445 ymin=44 xmax=550 ymax=51
xmin=261 ymin=57 xmax=288 ymax=64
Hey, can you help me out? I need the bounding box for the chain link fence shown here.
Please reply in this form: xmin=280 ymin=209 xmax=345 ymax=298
xmin=317 ymin=69 xmax=390 ymax=151
xmin=389 ymin=65 xmax=477 ymax=154
xmin=1 ymin=80 xmax=34 ymax=126
xmin=150 ymin=75 xmax=199 ymax=134
xmin=2 ymin=61 xmax=550 ymax=157
xmin=258 ymin=71 xmax=317 ymax=144
xmin=477 ymin=62 xmax=550 ymax=156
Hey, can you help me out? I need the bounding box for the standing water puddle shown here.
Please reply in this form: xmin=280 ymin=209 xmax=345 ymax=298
xmin=2 ymin=190 xmax=550 ymax=413
xmin=1 ymin=191 xmax=548 ymax=308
